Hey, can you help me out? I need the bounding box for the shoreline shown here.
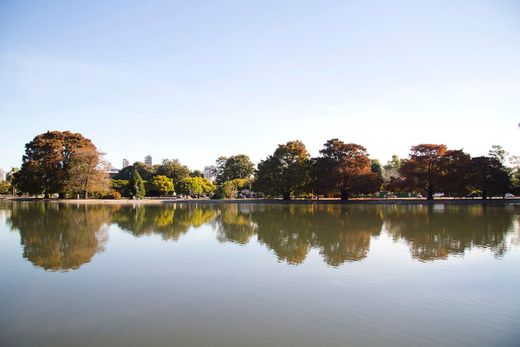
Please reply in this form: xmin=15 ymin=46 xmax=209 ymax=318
xmin=2 ymin=197 xmax=520 ymax=205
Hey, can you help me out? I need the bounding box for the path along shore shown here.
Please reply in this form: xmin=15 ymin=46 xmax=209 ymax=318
xmin=2 ymin=197 xmax=520 ymax=205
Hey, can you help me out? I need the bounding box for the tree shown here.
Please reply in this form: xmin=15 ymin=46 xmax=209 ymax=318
xmin=111 ymin=179 xmax=131 ymax=197
xmin=14 ymin=131 xmax=98 ymax=197
xmin=510 ymin=155 xmax=520 ymax=194
xmin=155 ymin=159 xmax=190 ymax=184
xmin=469 ymin=156 xmax=510 ymax=199
xmin=129 ymin=169 xmax=146 ymax=199
xmin=148 ymin=175 xmax=174 ymax=196
xmin=489 ymin=145 xmax=508 ymax=164
xmin=64 ymin=147 xmax=110 ymax=198
xmin=115 ymin=161 xmax=155 ymax=181
xmin=399 ymin=144 xmax=448 ymax=200
xmin=190 ymin=170 xmax=204 ymax=178
xmin=176 ymin=177 xmax=215 ymax=197
xmin=216 ymin=154 xmax=255 ymax=184
xmin=254 ymin=140 xmax=311 ymax=200
xmin=314 ymin=139 xmax=381 ymax=200
xmin=215 ymin=178 xmax=250 ymax=199
xmin=383 ymin=155 xmax=402 ymax=182
xmin=438 ymin=149 xmax=472 ymax=197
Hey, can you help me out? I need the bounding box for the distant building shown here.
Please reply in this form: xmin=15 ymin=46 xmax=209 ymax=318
xmin=107 ymin=169 xmax=120 ymax=179
xmin=145 ymin=155 xmax=152 ymax=166
xmin=122 ymin=159 xmax=130 ymax=168
xmin=0 ymin=168 xmax=5 ymax=182
xmin=203 ymin=165 xmax=216 ymax=182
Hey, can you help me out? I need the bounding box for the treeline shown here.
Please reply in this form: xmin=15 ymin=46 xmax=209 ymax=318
xmin=4 ymin=131 xmax=520 ymax=200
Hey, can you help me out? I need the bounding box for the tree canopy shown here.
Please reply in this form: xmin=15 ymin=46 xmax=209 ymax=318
xmin=216 ymin=154 xmax=255 ymax=184
xmin=14 ymin=131 xmax=107 ymax=197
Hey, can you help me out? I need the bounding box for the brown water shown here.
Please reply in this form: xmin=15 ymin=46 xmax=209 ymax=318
xmin=0 ymin=202 xmax=519 ymax=347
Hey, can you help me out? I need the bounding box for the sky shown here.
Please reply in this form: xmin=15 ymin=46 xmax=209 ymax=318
xmin=1 ymin=0 xmax=519 ymax=171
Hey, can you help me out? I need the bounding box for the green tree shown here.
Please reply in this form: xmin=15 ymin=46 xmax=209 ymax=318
xmin=111 ymin=179 xmax=131 ymax=197
xmin=115 ymin=161 xmax=155 ymax=181
xmin=255 ymin=140 xmax=311 ymax=200
xmin=215 ymin=178 xmax=250 ymax=199
xmin=14 ymin=131 xmax=99 ymax=197
xmin=176 ymin=177 xmax=215 ymax=197
xmin=148 ymin=175 xmax=174 ymax=196
xmin=216 ymin=154 xmax=255 ymax=184
xmin=129 ymin=169 xmax=146 ymax=199
xmin=155 ymin=159 xmax=190 ymax=184
xmin=190 ymin=170 xmax=204 ymax=178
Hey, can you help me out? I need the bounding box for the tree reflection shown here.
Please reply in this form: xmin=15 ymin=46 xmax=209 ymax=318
xmin=215 ymin=204 xmax=257 ymax=244
xmin=220 ymin=204 xmax=383 ymax=266
xmin=383 ymin=205 xmax=515 ymax=261
xmin=112 ymin=204 xmax=218 ymax=240
xmin=7 ymin=203 xmax=112 ymax=271
xmin=5 ymin=202 xmax=518 ymax=270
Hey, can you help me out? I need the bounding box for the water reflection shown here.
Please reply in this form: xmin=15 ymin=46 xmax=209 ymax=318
xmin=3 ymin=202 xmax=519 ymax=271
xmin=6 ymin=203 xmax=111 ymax=271
xmin=384 ymin=205 xmax=515 ymax=261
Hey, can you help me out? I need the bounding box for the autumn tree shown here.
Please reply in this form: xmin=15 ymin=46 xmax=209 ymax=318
xmin=399 ymin=144 xmax=448 ymax=200
xmin=64 ymin=147 xmax=110 ymax=198
xmin=14 ymin=131 xmax=100 ymax=197
xmin=215 ymin=154 xmax=255 ymax=184
xmin=313 ymin=139 xmax=381 ymax=200
xmin=254 ymin=140 xmax=311 ymax=200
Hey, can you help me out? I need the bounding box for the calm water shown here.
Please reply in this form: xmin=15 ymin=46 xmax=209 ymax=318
xmin=1 ymin=202 xmax=519 ymax=347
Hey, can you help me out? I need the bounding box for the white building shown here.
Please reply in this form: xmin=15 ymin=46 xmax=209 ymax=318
xmin=144 ymin=155 xmax=152 ymax=166
xmin=122 ymin=159 xmax=130 ymax=168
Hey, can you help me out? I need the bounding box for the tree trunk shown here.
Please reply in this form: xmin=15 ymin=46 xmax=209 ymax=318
xmin=340 ymin=189 xmax=349 ymax=201
xmin=427 ymin=185 xmax=434 ymax=200
xmin=282 ymin=192 xmax=291 ymax=200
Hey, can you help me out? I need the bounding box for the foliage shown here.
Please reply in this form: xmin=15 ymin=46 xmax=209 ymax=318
xmin=63 ymin=147 xmax=110 ymax=198
xmin=154 ymin=159 xmax=190 ymax=184
xmin=216 ymin=154 xmax=255 ymax=184
xmin=313 ymin=139 xmax=381 ymax=200
xmin=111 ymin=179 xmax=131 ymax=197
xmin=148 ymin=175 xmax=174 ymax=196
xmin=215 ymin=178 xmax=251 ymax=199
xmin=0 ymin=181 xmax=11 ymax=195
xmin=254 ymin=140 xmax=310 ymax=200
xmin=14 ymin=131 xmax=100 ymax=197
xmin=115 ymin=161 xmax=155 ymax=181
xmin=469 ymin=156 xmax=510 ymax=199
xmin=398 ymin=144 xmax=448 ymax=200
xmin=190 ymin=170 xmax=204 ymax=178
xmin=176 ymin=177 xmax=215 ymax=197
xmin=129 ymin=169 xmax=146 ymax=199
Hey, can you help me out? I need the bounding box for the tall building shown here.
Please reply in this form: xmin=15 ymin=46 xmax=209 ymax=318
xmin=145 ymin=155 xmax=152 ymax=166
xmin=0 ymin=168 xmax=5 ymax=182
xmin=122 ymin=159 xmax=130 ymax=168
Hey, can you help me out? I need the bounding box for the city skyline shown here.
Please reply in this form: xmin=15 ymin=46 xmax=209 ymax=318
xmin=1 ymin=1 xmax=519 ymax=171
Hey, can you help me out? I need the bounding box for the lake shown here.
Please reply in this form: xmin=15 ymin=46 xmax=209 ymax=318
xmin=0 ymin=202 xmax=519 ymax=347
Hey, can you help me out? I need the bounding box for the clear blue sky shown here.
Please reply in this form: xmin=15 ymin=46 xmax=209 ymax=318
xmin=1 ymin=0 xmax=519 ymax=171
